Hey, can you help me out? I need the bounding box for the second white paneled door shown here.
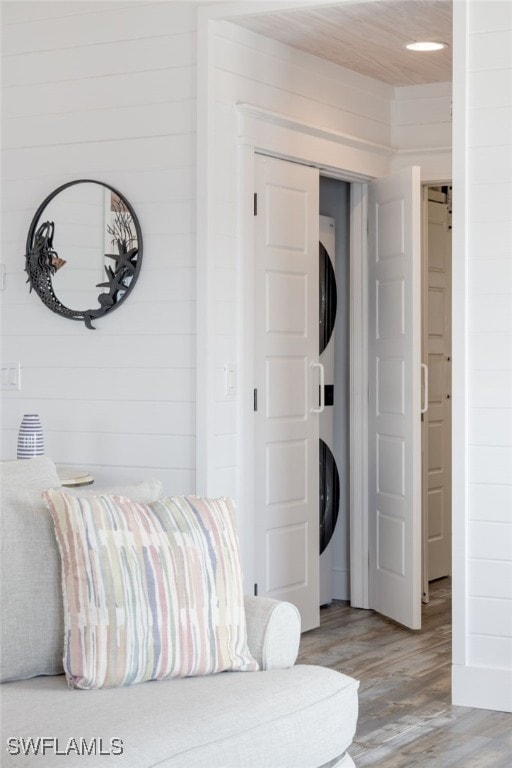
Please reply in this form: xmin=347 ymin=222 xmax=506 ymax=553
xmin=368 ymin=166 xmax=423 ymax=630
xmin=254 ymin=154 xmax=320 ymax=632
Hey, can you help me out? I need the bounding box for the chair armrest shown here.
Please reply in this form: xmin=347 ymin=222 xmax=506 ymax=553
xmin=244 ymin=595 xmax=301 ymax=670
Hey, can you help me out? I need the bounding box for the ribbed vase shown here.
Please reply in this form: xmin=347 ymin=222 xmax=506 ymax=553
xmin=17 ymin=414 xmax=44 ymax=459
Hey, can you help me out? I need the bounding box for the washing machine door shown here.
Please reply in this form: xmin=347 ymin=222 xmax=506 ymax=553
xmin=319 ymin=241 xmax=337 ymax=354
xmin=319 ymin=438 xmax=340 ymax=554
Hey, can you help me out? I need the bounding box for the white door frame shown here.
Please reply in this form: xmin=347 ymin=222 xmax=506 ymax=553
xmin=348 ymin=182 xmax=370 ymax=608
xmin=235 ymin=106 xmax=383 ymax=609
xmin=234 ymin=107 xmax=453 ymax=608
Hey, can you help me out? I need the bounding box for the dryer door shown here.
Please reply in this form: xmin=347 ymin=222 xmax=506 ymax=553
xmin=319 ymin=438 xmax=340 ymax=554
xmin=319 ymin=241 xmax=337 ymax=354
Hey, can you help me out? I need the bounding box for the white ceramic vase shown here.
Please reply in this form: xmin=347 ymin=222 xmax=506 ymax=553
xmin=17 ymin=414 xmax=44 ymax=459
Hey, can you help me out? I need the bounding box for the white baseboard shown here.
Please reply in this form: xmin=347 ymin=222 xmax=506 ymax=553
xmin=452 ymin=664 xmax=512 ymax=713
xmin=332 ymin=568 xmax=350 ymax=601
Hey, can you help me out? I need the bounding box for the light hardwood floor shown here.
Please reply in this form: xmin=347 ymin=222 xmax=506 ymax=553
xmin=297 ymin=579 xmax=512 ymax=767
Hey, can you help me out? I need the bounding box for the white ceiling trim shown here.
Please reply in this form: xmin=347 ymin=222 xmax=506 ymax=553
xmin=236 ymin=102 xmax=393 ymax=155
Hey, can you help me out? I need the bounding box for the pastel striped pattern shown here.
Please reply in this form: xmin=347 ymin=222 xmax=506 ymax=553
xmin=43 ymin=491 xmax=258 ymax=689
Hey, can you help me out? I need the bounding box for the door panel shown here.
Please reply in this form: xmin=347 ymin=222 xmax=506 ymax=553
xmin=254 ymin=154 xmax=320 ymax=632
xmin=368 ymin=166 xmax=422 ymax=630
xmin=425 ymin=198 xmax=452 ymax=581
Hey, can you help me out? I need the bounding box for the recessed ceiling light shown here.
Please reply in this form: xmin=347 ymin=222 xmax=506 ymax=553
xmin=405 ymin=41 xmax=447 ymax=52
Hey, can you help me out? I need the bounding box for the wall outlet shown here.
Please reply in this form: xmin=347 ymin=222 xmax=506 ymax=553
xmin=1 ymin=362 xmax=21 ymax=390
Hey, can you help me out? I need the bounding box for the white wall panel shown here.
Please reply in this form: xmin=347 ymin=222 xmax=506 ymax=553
xmin=394 ymin=122 xmax=452 ymax=151
xmin=469 ymin=146 xmax=512 ymax=184
xmin=3 ymin=299 xmax=195 ymax=336
xmin=469 ymin=560 xmax=512 ymax=600
xmin=213 ymin=434 xmax=238 ymax=470
xmin=469 ymin=257 xmax=512 ymax=293
xmin=468 ymin=107 xmax=512 ymax=147
xmin=6 ymin=432 xmax=196 ymax=472
xmin=216 ymin=71 xmax=392 ymax=148
xmin=468 ymin=408 xmax=512 ymax=446
xmin=468 ymin=597 xmax=512 ymax=638
xmin=469 ymin=0 xmax=512 ymax=31
xmin=0 ymin=2 xmax=198 ymax=494
xmin=2 ymin=67 xmax=196 ymax=119
xmin=468 ymin=220 xmax=512 ymax=257
xmin=391 ymin=81 xmax=452 ymax=179
xmin=213 ymin=301 xmax=237 ymax=336
xmin=468 ymin=371 xmax=512 ymax=410
xmin=468 ymin=30 xmax=512 ymax=71
xmin=469 ymin=636 xmax=512 ymax=671
xmin=1 ymin=399 xmax=195 ymax=437
xmin=469 ymin=446 xmax=512 ymax=486
xmin=466 ymin=333 xmax=512 ymax=371
xmin=2 ymin=135 xmax=195 ymax=179
xmin=453 ymin=0 xmax=512 ymax=712
xmin=468 ymin=69 xmax=512 ymax=108
xmin=469 ymin=521 xmax=512 ymax=562
xmin=214 ymin=402 xmax=238 ymax=436
xmin=470 ymin=484 xmax=512 ymax=524
xmin=1 ymin=2 xmax=137 ymax=26
xmin=2 ymin=33 xmax=196 ymax=87
xmin=3 ymin=100 xmax=196 ymax=149
xmin=468 ymin=295 xmax=512 ymax=334
xmin=2 ymin=366 xmax=195 ymax=403
xmin=2 ymin=2 xmax=196 ymax=55
xmin=215 ymin=23 xmax=393 ymax=127
xmin=466 ymin=184 xmax=512 ymax=226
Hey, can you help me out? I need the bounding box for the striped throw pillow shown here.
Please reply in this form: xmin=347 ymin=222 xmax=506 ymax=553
xmin=43 ymin=491 xmax=258 ymax=689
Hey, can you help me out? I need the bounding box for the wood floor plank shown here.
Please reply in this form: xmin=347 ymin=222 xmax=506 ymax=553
xmin=297 ymin=579 xmax=512 ymax=767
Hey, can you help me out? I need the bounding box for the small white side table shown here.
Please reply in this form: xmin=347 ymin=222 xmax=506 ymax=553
xmin=56 ymin=466 xmax=94 ymax=488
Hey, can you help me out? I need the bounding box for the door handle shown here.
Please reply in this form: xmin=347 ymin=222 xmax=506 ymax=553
xmin=421 ymin=363 xmax=429 ymax=414
xmin=310 ymin=362 xmax=325 ymax=413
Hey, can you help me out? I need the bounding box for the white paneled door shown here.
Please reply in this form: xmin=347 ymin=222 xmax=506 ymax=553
xmin=254 ymin=154 xmax=320 ymax=632
xmin=368 ymin=167 xmax=422 ymax=630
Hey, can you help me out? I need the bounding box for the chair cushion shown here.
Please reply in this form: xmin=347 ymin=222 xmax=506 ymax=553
xmin=0 ymin=665 xmax=359 ymax=767
xmin=43 ymin=491 xmax=258 ymax=688
xmin=0 ymin=458 xmax=162 ymax=682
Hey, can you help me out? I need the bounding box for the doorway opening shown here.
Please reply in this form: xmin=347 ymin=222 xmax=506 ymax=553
xmin=422 ymin=185 xmax=453 ymax=604
xmin=319 ymin=177 xmax=350 ymax=606
xmin=251 ymin=154 xmax=452 ymax=631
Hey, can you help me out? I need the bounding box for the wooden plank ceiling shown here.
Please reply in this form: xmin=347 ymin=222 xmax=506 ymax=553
xmin=229 ymin=0 xmax=452 ymax=87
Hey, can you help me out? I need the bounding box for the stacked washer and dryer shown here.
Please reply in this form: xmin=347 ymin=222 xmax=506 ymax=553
xmin=318 ymin=215 xmax=342 ymax=606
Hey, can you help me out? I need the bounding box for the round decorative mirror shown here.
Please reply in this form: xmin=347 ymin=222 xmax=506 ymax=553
xmin=25 ymin=179 xmax=143 ymax=329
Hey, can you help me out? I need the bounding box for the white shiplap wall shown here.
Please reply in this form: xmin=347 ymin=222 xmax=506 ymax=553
xmin=391 ymin=80 xmax=452 ymax=181
xmin=0 ymin=1 xmax=198 ymax=493
xmin=202 ymin=18 xmax=456 ymax=594
xmin=453 ymin=0 xmax=512 ymax=713
xmin=202 ymin=20 xmax=395 ymax=583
